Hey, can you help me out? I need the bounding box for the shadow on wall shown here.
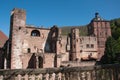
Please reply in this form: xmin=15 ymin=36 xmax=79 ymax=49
xmin=44 ymin=31 xmax=52 ymax=53
xmin=0 ymin=48 xmax=4 ymax=69
xmin=44 ymin=25 xmax=58 ymax=53
xmin=27 ymin=53 xmax=36 ymax=68
xmin=27 ymin=54 xmax=44 ymax=69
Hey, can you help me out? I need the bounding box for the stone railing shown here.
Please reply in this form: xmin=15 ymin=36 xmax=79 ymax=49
xmin=0 ymin=64 xmax=120 ymax=80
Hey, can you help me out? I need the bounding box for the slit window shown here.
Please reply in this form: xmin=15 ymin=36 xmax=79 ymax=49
xmin=28 ymin=48 xmax=31 ymax=53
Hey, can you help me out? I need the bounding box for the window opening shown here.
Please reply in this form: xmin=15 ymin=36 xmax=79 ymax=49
xmin=28 ymin=48 xmax=31 ymax=53
xmin=31 ymin=30 xmax=40 ymax=37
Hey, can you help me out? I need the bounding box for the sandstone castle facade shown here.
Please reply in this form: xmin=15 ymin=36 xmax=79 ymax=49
xmin=2 ymin=8 xmax=111 ymax=69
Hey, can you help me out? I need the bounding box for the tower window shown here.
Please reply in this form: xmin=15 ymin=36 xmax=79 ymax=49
xmin=91 ymin=44 xmax=94 ymax=48
xmin=86 ymin=44 xmax=90 ymax=48
xmin=31 ymin=30 xmax=40 ymax=37
xmin=86 ymin=44 xmax=94 ymax=48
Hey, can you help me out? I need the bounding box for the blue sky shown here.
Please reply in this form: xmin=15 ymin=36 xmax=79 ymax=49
xmin=0 ymin=0 xmax=120 ymax=36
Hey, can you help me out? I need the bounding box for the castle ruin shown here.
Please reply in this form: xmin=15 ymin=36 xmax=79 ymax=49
xmin=2 ymin=8 xmax=111 ymax=69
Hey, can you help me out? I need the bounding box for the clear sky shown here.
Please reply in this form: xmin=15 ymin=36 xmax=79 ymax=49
xmin=0 ymin=0 xmax=120 ymax=36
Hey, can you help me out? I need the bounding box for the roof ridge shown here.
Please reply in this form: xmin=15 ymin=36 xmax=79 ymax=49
xmin=0 ymin=30 xmax=8 ymax=48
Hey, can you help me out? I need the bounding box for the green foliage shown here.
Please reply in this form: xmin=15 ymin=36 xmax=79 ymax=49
xmin=103 ymin=18 xmax=120 ymax=64
xmin=105 ymin=37 xmax=116 ymax=57
xmin=60 ymin=26 xmax=88 ymax=36
xmin=112 ymin=28 xmax=120 ymax=40
xmin=111 ymin=18 xmax=120 ymax=40
xmin=79 ymin=26 xmax=88 ymax=36
xmin=60 ymin=26 xmax=71 ymax=35
xmin=104 ymin=37 xmax=116 ymax=63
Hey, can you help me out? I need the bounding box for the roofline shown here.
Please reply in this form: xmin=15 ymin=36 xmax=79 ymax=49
xmin=26 ymin=26 xmax=50 ymax=30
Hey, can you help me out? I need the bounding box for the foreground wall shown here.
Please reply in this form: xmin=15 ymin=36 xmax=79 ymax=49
xmin=0 ymin=64 xmax=120 ymax=80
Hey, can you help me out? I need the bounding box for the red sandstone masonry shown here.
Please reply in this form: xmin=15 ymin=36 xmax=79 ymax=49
xmin=3 ymin=9 xmax=111 ymax=69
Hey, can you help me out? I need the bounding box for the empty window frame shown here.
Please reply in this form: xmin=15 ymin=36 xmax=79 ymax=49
xmin=31 ymin=30 xmax=40 ymax=37
xmin=28 ymin=48 xmax=31 ymax=53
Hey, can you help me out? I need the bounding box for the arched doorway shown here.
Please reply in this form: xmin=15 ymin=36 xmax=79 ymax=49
xmin=38 ymin=56 xmax=43 ymax=68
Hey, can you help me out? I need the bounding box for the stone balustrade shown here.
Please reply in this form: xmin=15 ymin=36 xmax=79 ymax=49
xmin=0 ymin=64 xmax=120 ymax=80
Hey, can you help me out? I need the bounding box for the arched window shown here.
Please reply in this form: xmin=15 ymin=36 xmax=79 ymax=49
xmin=31 ymin=30 xmax=40 ymax=37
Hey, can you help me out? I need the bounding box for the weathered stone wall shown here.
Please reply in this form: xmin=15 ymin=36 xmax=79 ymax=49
xmin=14 ymin=27 xmax=54 ymax=69
xmin=71 ymin=28 xmax=98 ymax=61
xmin=43 ymin=53 xmax=55 ymax=68
xmin=9 ymin=8 xmax=56 ymax=69
xmin=7 ymin=8 xmax=112 ymax=69
xmin=80 ymin=36 xmax=98 ymax=60
xmin=60 ymin=36 xmax=69 ymax=61
xmin=52 ymin=32 xmax=69 ymax=67
xmin=87 ymin=13 xmax=112 ymax=60
xmin=88 ymin=21 xmax=111 ymax=60
xmin=60 ymin=36 xmax=67 ymax=54
xmin=10 ymin=8 xmax=26 ymax=69
xmin=22 ymin=27 xmax=50 ymax=53
xmin=71 ymin=28 xmax=80 ymax=60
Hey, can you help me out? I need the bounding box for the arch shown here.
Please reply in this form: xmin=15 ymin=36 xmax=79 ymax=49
xmin=31 ymin=30 xmax=40 ymax=37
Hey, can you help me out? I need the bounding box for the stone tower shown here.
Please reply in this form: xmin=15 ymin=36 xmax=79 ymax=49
xmin=71 ymin=28 xmax=80 ymax=61
xmin=9 ymin=8 xmax=26 ymax=69
xmin=88 ymin=13 xmax=111 ymax=60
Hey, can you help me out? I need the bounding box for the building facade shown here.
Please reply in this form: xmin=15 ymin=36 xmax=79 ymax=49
xmin=3 ymin=8 xmax=111 ymax=69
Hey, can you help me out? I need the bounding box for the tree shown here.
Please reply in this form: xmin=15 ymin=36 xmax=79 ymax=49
xmin=104 ymin=37 xmax=116 ymax=63
xmin=103 ymin=36 xmax=120 ymax=64
xmin=112 ymin=28 xmax=120 ymax=40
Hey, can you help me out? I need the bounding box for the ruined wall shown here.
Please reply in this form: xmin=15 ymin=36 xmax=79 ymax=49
xmin=9 ymin=8 xmax=54 ymax=69
xmin=10 ymin=8 xmax=26 ymax=69
xmin=56 ymin=35 xmax=69 ymax=67
xmin=43 ymin=53 xmax=55 ymax=68
xmin=80 ymin=36 xmax=98 ymax=60
xmin=59 ymin=36 xmax=69 ymax=61
xmin=7 ymin=8 xmax=112 ymax=69
xmin=13 ymin=26 xmax=52 ymax=69
xmin=71 ymin=28 xmax=80 ymax=60
xmin=21 ymin=53 xmax=34 ymax=69
xmin=22 ymin=27 xmax=50 ymax=54
xmin=60 ymin=36 xmax=68 ymax=53
xmin=70 ymin=28 xmax=98 ymax=61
